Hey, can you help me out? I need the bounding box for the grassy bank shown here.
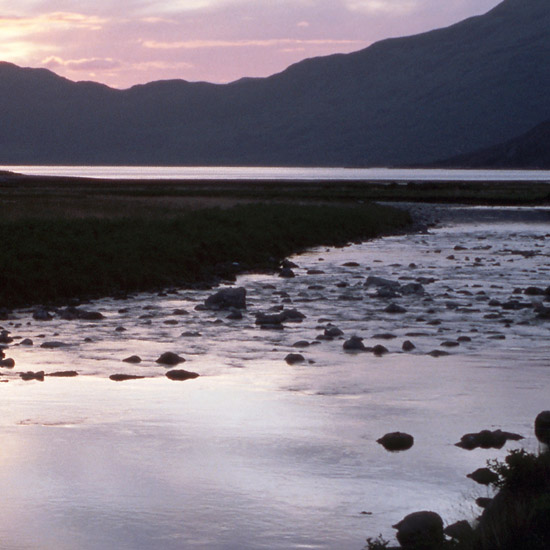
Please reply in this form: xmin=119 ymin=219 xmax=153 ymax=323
xmin=0 ymin=202 xmax=411 ymax=309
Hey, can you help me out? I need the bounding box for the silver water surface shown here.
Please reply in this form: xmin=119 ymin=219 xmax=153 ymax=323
xmin=1 ymin=165 xmax=550 ymax=181
xmin=1 ymin=205 xmax=550 ymax=549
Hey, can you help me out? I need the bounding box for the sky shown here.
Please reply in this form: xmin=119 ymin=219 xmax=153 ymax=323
xmin=0 ymin=0 xmax=503 ymax=89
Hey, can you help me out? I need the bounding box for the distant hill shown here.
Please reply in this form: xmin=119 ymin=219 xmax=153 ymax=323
xmin=1 ymin=0 xmax=550 ymax=166
xmin=433 ymin=120 xmax=550 ymax=169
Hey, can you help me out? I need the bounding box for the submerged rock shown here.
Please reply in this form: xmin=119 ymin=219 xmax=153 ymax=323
xmin=123 ymin=355 xmax=142 ymax=364
xmin=402 ymin=340 xmax=416 ymax=352
xmin=47 ymin=371 xmax=79 ymax=377
xmin=372 ymin=344 xmax=389 ymax=356
xmin=109 ymin=374 xmax=145 ymax=382
xmin=385 ymin=303 xmax=407 ymax=314
xmin=393 ymin=511 xmax=444 ymax=550
xmin=377 ymin=432 xmax=414 ymax=452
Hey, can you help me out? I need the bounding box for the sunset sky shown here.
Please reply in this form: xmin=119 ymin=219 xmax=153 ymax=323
xmin=1 ymin=0 xmax=502 ymax=89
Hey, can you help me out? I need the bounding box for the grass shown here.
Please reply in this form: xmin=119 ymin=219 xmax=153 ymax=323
xmin=0 ymin=202 xmax=411 ymax=309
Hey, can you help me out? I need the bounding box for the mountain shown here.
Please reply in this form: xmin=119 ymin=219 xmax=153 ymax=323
xmin=1 ymin=0 xmax=550 ymax=167
xmin=433 ymin=120 xmax=550 ymax=168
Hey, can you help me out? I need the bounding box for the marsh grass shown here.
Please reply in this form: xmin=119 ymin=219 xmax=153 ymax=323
xmin=0 ymin=202 xmax=410 ymax=309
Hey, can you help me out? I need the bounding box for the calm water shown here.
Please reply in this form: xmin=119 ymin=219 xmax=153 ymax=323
xmin=1 ymin=165 xmax=550 ymax=182
xmin=1 ymin=205 xmax=550 ymax=549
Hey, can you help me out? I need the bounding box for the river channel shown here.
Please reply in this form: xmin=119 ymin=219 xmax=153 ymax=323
xmin=1 ymin=204 xmax=549 ymax=550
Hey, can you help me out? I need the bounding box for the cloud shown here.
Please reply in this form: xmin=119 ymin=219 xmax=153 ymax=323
xmin=142 ymin=38 xmax=365 ymax=50
xmin=345 ymin=0 xmax=420 ymax=14
xmin=42 ymin=56 xmax=122 ymax=71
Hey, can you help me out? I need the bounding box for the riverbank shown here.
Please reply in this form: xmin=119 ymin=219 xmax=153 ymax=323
xmin=0 ymin=202 xmax=411 ymax=310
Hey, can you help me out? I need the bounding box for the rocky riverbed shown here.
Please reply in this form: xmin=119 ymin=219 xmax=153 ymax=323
xmin=1 ymin=204 xmax=549 ymax=549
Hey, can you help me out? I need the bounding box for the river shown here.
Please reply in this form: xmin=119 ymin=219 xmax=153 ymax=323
xmin=1 ymin=204 xmax=549 ymax=549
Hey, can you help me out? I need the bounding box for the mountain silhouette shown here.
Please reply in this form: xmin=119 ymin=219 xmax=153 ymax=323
xmin=434 ymin=120 xmax=550 ymax=168
xmin=1 ymin=0 xmax=549 ymax=166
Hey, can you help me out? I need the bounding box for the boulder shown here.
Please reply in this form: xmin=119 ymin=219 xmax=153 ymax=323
xmin=165 ymin=369 xmax=200 ymax=381
xmin=33 ymin=308 xmax=53 ymax=321
xmin=402 ymin=340 xmax=416 ymax=352
xmin=325 ymin=326 xmax=344 ymax=338
xmin=0 ymin=358 xmax=15 ymax=368
xmin=279 ymin=267 xmax=296 ymax=278
xmin=123 ymin=355 xmax=142 ymax=364
xmin=20 ymin=338 xmax=34 ymax=346
xmin=285 ymin=353 xmax=305 ymax=365
xmin=455 ymin=429 xmax=524 ymax=450
xmin=392 ymin=511 xmax=444 ymax=550
xmin=377 ymin=432 xmax=414 ymax=452
xmin=47 ymin=371 xmax=79 ymax=377
xmin=372 ymin=344 xmax=389 ymax=356
xmin=20 ymin=371 xmax=45 ymax=381
xmin=156 ymin=352 xmax=186 ymax=366
xmin=0 ymin=330 xmax=13 ymax=344
xmin=467 ymin=468 xmax=499 ymax=486
xmin=401 ymin=283 xmax=425 ymax=295
xmin=204 ymin=287 xmax=247 ymax=310
xmin=343 ymin=336 xmax=367 ymax=352
xmin=428 ymin=350 xmax=449 ymax=358
xmin=535 ymin=411 xmax=550 ymax=445
xmin=444 ymin=520 xmax=474 ymax=542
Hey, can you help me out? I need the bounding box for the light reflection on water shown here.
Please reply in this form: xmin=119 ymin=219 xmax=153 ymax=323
xmin=1 ymin=205 xmax=550 ymax=549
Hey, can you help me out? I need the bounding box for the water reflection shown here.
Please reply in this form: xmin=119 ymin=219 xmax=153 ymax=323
xmin=1 ymin=206 xmax=549 ymax=549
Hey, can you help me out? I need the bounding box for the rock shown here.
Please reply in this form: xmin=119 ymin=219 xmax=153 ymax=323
xmin=401 ymin=283 xmax=425 ymax=295
xmin=40 ymin=341 xmax=69 ymax=349
xmin=279 ymin=267 xmax=296 ymax=278
xmin=285 ymin=353 xmax=305 ymax=365
xmin=524 ymin=286 xmax=545 ymax=296
xmin=292 ymin=341 xmax=310 ymax=348
xmin=165 ymin=369 xmax=200 ymax=381
xmin=59 ymin=307 xmax=105 ymax=321
xmin=342 ymin=261 xmax=360 ymax=267
xmin=455 ymin=429 xmax=524 ymax=450
xmin=204 ymin=287 xmax=247 ymax=310
xmin=109 ymin=374 xmax=145 ymax=382
xmin=385 ymin=303 xmax=407 ymax=314
xmin=377 ymin=432 xmax=414 ymax=452
xmin=156 ymin=352 xmax=186 ymax=366
xmin=393 ymin=511 xmax=444 ymax=550
xmin=343 ymin=336 xmax=367 ymax=351
xmin=444 ymin=520 xmax=474 ymax=542
xmin=20 ymin=371 xmax=45 ymax=381
xmin=226 ymin=310 xmax=243 ymax=320
xmin=47 ymin=371 xmax=79 ymax=377
xmin=441 ymin=341 xmax=459 ymax=348
xmin=33 ymin=308 xmax=53 ymax=321
xmin=402 ymin=340 xmax=416 ymax=352
xmin=325 ymin=326 xmax=344 ymax=338
xmin=365 ymin=276 xmax=401 ymax=289
xmin=372 ymin=344 xmax=389 ymax=356
xmin=123 ymin=355 xmax=142 ymax=364
xmin=535 ymin=411 xmax=550 ymax=445
xmin=181 ymin=331 xmax=202 ymax=337
xmin=0 ymin=330 xmax=13 ymax=344
xmin=427 ymin=350 xmax=449 ymax=357
xmin=256 ymin=313 xmax=285 ymax=327
xmin=0 ymin=358 xmax=15 ymax=368
xmin=467 ymin=468 xmax=499 ymax=485
xmin=19 ymin=338 xmax=33 ymax=346
xmin=281 ymin=308 xmax=306 ymax=322
xmin=373 ymin=333 xmax=397 ymax=340
xmin=281 ymin=259 xmax=298 ymax=269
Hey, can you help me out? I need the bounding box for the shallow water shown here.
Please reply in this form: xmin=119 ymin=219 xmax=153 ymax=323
xmin=1 ymin=205 xmax=550 ymax=549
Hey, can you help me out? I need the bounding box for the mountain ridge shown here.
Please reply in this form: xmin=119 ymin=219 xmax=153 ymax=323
xmin=1 ymin=0 xmax=549 ymax=166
